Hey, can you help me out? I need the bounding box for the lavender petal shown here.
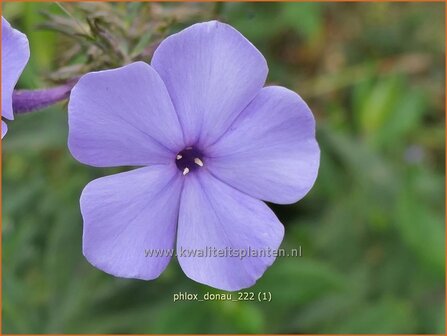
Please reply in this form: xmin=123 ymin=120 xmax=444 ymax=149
xmin=152 ymin=21 xmax=268 ymax=147
xmin=206 ymin=86 xmax=320 ymax=204
xmin=81 ymin=164 xmax=183 ymax=280
xmin=1 ymin=120 xmax=8 ymax=139
xmin=177 ymin=171 xmax=284 ymax=291
xmin=68 ymin=62 xmax=184 ymax=167
xmin=2 ymin=17 xmax=30 ymax=121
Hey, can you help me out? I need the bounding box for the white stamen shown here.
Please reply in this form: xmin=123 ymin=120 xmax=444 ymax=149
xmin=182 ymin=167 xmax=190 ymax=175
xmin=194 ymin=158 xmax=204 ymax=167
xmin=176 ymin=154 xmax=182 ymax=160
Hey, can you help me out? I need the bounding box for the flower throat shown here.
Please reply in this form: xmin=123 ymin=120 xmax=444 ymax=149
xmin=175 ymin=147 xmax=204 ymax=175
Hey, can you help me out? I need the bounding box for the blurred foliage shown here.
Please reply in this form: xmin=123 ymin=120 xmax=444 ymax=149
xmin=2 ymin=2 xmax=445 ymax=334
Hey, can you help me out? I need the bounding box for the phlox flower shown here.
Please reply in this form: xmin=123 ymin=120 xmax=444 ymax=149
xmin=68 ymin=21 xmax=320 ymax=291
xmin=2 ymin=17 xmax=30 ymax=138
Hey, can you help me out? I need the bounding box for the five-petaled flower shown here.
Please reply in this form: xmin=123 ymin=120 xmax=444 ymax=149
xmin=1 ymin=17 xmax=30 ymax=138
xmin=68 ymin=21 xmax=320 ymax=291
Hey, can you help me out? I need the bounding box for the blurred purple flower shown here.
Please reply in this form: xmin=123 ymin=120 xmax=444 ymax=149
xmin=68 ymin=21 xmax=320 ymax=291
xmin=2 ymin=17 xmax=30 ymax=138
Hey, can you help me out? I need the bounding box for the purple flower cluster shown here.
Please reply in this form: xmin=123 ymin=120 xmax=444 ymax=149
xmin=1 ymin=17 xmax=30 ymax=138
xmin=68 ymin=21 xmax=320 ymax=290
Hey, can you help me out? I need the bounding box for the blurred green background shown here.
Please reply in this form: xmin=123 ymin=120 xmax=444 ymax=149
xmin=2 ymin=2 xmax=445 ymax=334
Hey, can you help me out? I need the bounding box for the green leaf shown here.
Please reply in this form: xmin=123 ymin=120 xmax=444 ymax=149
xmin=256 ymin=259 xmax=346 ymax=306
xmin=332 ymin=297 xmax=417 ymax=333
xmin=358 ymin=76 xmax=402 ymax=135
xmin=395 ymin=187 xmax=445 ymax=275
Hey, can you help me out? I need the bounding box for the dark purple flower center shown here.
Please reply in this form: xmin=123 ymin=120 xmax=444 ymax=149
xmin=175 ymin=147 xmax=204 ymax=175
